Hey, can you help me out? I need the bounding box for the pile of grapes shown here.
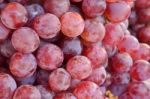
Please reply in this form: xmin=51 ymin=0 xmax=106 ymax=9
xmin=0 ymin=0 xmax=150 ymax=99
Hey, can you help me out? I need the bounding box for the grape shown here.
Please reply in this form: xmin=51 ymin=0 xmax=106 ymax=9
xmin=129 ymin=10 xmax=138 ymax=25
xmin=1 ymin=2 xmax=28 ymax=29
xmin=93 ymin=15 xmax=106 ymax=24
xmin=44 ymin=0 xmax=70 ymax=17
xmin=11 ymin=27 xmax=40 ymax=53
xmin=13 ymin=85 xmax=41 ymax=99
xmin=48 ymin=68 xmax=71 ymax=92
xmin=15 ymin=72 xmax=36 ymax=85
xmin=111 ymin=52 xmax=133 ymax=73
xmin=135 ymin=0 xmax=150 ymax=9
xmin=138 ymin=26 xmax=150 ymax=44
xmin=119 ymin=92 xmax=132 ymax=99
xmin=9 ymin=52 xmax=37 ymax=78
xmin=86 ymin=66 xmax=107 ymax=85
xmin=103 ymin=23 xmax=124 ymax=46
xmin=70 ymin=79 xmax=81 ymax=89
xmin=0 ymin=3 xmax=6 ymax=13
xmin=54 ymin=92 xmax=77 ymax=99
xmin=36 ymin=44 xmax=64 ymax=71
xmin=0 ymin=73 xmax=17 ymax=99
xmin=130 ymin=60 xmax=150 ymax=81
xmin=108 ymin=84 xmax=128 ymax=96
xmin=82 ymin=43 xmax=108 ymax=69
xmin=133 ymin=43 xmax=150 ymax=61
xmin=66 ymin=55 xmax=92 ymax=80
xmin=117 ymin=35 xmax=140 ymax=58
xmin=82 ymin=0 xmax=106 ymax=18
xmin=69 ymin=5 xmax=81 ymax=13
xmin=33 ymin=13 xmax=61 ymax=39
xmin=36 ymin=85 xmax=55 ymax=99
xmin=81 ymin=18 xmax=105 ymax=43
xmin=0 ymin=20 xmax=10 ymax=42
xmin=0 ymin=39 xmax=16 ymax=58
xmin=61 ymin=12 xmax=85 ymax=37
xmin=59 ymin=37 xmax=83 ymax=61
xmin=0 ymin=1 xmax=149 ymax=99
xmin=105 ymin=1 xmax=131 ymax=22
xmin=80 ymin=38 xmax=102 ymax=47
xmin=104 ymin=44 xmax=118 ymax=58
xmin=131 ymin=23 xmax=145 ymax=33
xmin=73 ymin=81 xmax=104 ymax=99
xmin=137 ymin=8 xmax=150 ymax=24
xmin=26 ymin=4 xmax=45 ymax=21
xmin=36 ymin=69 xmax=50 ymax=85
xmin=127 ymin=82 xmax=150 ymax=99
xmin=119 ymin=21 xmax=128 ymax=32
xmin=111 ymin=72 xmax=130 ymax=84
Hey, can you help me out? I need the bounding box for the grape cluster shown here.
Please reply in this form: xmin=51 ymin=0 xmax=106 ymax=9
xmin=0 ymin=0 xmax=150 ymax=99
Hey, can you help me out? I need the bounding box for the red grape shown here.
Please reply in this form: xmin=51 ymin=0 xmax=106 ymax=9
xmin=44 ymin=0 xmax=70 ymax=17
xmin=73 ymin=81 xmax=104 ymax=99
xmin=33 ymin=13 xmax=61 ymax=39
xmin=61 ymin=12 xmax=85 ymax=37
xmin=105 ymin=1 xmax=131 ymax=23
xmin=36 ymin=85 xmax=55 ymax=99
xmin=138 ymin=26 xmax=150 ymax=44
xmin=69 ymin=4 xmax=81 ymax=13
xmin=0 ymin=73 xmax=17 ymax=99
xmin=108 ymin=84 xmax=128 ymax=96
xmin=137 ymin=8 xmax=150 ymax=24
xmin=9 ymin=52 xmax=37 ymax=78
xmin=111 ymin=72 xmax=130 ymax=84
xmin=13 ymin=85 xmax=41 ymax=99
xmin=26 ymin=4 xmax=44 ymax=21
xmin=104 ymin=44 xmax=118 ymax=58
xmin=48 ymin=68 xmax=71 ymax=92
xmin=130 ymin=60 xmax=150 ymax=81
xmin=37 ymin=44 xmax=64 ymax=71
xmin=133 ymin=43 xmax=150 ymax=61
xmin=0 ymin=20 xmax=10 ymax=42
xmin=60 ymin=37 xmax=83 ymax=61
xmin=54 ymin=92 xmax=77 ymax=99
xmin=11 ymin=27 xmax=40 ymax=53
xmin=127 ymin=82 xmax=150 ymax=99
xmin=103 ymin=23 xmax=124 ymax=46
xmin=0 ymin=38 xmax=16 ymax=58
xmin=111 ymin=52 xmax=133 ymax=73
xmin=119 ymin=92 xmax=132 ymax=99
xmin=15 ymin=72 xmax=36 ymax=85
xmin=66 ymin=55 xmax=92 ymax=80
xmin=86 ymin=66 xmax=107 ymax=85
xmin=82 ymin=0 xmax=106 ymax=18
xmin=129 ymin=10 xmax=138 ymax=25
xmin=135 ymin=0 xmax=150 ymax=9
xmin=1 ymin=2 xmax=28 ymax=29
xmin=70 ymin=79 xmax=81 ymax=89
xmin=117 ymin=35 xmax=140 ymax=58
xmin=81 ymin=18 xmax=105 ymax=43
xmin=83 ymin=43 xmax=108 ymax=69
xmin=36 ymin=69 xmax=50 ymax=85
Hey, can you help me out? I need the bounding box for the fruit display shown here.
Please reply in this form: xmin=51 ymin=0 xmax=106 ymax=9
xmin=0 ymin=0 xmax=150 ymax=99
